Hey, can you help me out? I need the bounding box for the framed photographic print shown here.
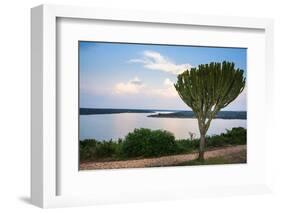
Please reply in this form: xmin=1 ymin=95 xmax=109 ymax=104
xmin=31 ymin=4 xmax=274 ymax=208
xmin=78 ymin=41 xmax=247 ymax=170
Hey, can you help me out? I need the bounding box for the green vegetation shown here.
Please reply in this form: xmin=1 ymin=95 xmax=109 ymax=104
xmin=122 ymin=128 xmax=177 ymax=158
xmin=174 ymin=61 xmax=246 ymax=161
xmin=79 ymin=139 xmax=122 ymax=161
xmin=174 ymin=149 xmax=247 ymax=166
xmin=80 ymin=127 xmax=246 ymax=162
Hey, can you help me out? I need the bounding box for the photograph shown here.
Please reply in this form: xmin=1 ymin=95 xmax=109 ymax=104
xmin=79 ymin=41 xmax=247 ymax=170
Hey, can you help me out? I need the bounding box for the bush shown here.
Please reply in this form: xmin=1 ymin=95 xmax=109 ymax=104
xmin=206 ymin=127 xmax=246 ymax=147
xmin=80 ymin=127 xmax=247 ymax=161
xmin=224 ymin=127 xmax=246 ymax=145
xmin=206 ymin=135 xmax=228 ymax=147
xmin=175 ymin=139 xmax=199 ymax=153
xmin=80 ymin=139 xmax=121 ymax=161
xmin=121 ymin=128 xmax=177 ymax=158
xmin=80 ymin=139 xmax=98 ymax=161
xmin=95 ymin=140 xmax=117 ymax=158
xmin=175 ymin=127 xmax=246 ymax=153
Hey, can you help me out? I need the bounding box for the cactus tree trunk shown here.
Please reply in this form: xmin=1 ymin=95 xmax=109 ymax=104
xmin=198 ymin=131 xmax=206 ymax=161
xmin=198 ymin=122 xmax=207 ymax=161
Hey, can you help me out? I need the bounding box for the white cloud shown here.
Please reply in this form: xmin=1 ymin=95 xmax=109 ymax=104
xmin=129 ymin=50 xmax=192 ymax=75
xmin=164 ymin=78 xmax=174 ymax=86
xmin=151 ymin=87 xmax=178 ymax=98
xmin=113 ymin=76 xmax=178 ymax=98
xmin=130 ymin=76 xmax=142 ymax=85
xmin=146 ymin=78 xmax=177 ymax=98
xmin=159 ymin=78 xmax=177 ymax=97
xmin=114 ymin=77 xmax=145 ymax=94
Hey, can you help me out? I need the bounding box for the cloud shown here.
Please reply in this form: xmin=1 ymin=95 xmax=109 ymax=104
xmin=147 ymin=78 xmax=177 ymax=98
xmin=114 ymin=77 xmax=145 ymax=94
xmin=113 ymin=76 xmax=179 ymax=98
xmin=129 ymin=51 xmax=192 ymax=75
xmin=164 ymin=78 xmax=174 ymax=86
xmin=130 ymin=76 xmax=142 ymax=85
xmin=151 ymin=87 xmax=177 ymax=98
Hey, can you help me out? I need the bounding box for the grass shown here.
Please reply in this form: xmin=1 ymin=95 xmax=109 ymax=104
xmin=174 ymin=149 xmax=247 ymax=166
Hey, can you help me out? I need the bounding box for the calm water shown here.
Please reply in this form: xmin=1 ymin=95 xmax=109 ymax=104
xmin=79 ymin=113 xmax=246 ymax=141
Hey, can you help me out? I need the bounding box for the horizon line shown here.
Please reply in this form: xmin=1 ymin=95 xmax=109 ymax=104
xmin=80 ymin=107 xmax=247 ymax=112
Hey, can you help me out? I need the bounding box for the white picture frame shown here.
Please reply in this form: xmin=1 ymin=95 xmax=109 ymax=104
xmin=31 ymin=4 xmax=274 ymax=208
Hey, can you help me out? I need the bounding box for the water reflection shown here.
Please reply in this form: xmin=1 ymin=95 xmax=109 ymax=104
xmin=79 ymin=113 xmax=246 ymax=141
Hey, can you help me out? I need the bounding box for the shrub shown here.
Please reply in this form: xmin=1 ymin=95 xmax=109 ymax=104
xmin=79 ymin=139 xmax=98 ymax=161
xmin=206 ymin=127 xmax=246 ymax=147
xmin=80 ymin=139 xmax=120 ymax=161
xmin=224 ymin=127 xmax=246 ymax=145
xmin=175 ymin=139 xmax=199 ymax=153
xmin=121 ymin=128 xmax=177 ymax=158
xmin=206 ymin=135 xmax=228 ymax=147
xmin=145 ymin=129 xmax=178 ymax=157
xmin=80 ymin=127 xmax=247 ymax=161
xmin=95 ymin=140 xmax=117 ymax=158
xmin=175 ymin=127 xmax=247 ymax=153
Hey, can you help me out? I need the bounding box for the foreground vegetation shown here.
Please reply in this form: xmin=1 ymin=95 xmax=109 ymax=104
xmin=80 ymin=127 xmax=246 ymax=162
xmin=173 ymin=149 xmax=246 ymax=166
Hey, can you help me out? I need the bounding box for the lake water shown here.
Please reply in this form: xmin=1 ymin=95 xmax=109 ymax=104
xmin=79 ymin=113 xmax=246 ymax=141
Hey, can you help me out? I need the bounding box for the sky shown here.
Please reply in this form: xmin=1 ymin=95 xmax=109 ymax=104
xmin=79 ymin=41 xmax=247 ymax=111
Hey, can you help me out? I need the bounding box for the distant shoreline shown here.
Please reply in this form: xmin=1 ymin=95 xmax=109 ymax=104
xmin=80 ymin=108 xmax=247 ymax=120
xmin=148 ymin=111 xmax=246 ymax=120
xmin=80 ymin=108 xmax=158 ymax=115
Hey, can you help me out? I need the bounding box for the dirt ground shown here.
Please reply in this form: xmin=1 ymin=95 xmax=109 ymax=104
xmin=80 ymin=145 xmax=246 ymax=170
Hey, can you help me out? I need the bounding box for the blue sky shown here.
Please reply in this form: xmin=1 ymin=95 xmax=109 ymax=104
xmin=79 ymin=41 xmax=247 ymax=111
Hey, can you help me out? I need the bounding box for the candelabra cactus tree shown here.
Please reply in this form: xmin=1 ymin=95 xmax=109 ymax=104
xmin=174 ymin=61 xmax=246 ymax=161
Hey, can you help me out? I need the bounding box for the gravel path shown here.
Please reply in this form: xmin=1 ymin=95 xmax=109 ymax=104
xmin=80 ymin=145 xmax=246 ymax=170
